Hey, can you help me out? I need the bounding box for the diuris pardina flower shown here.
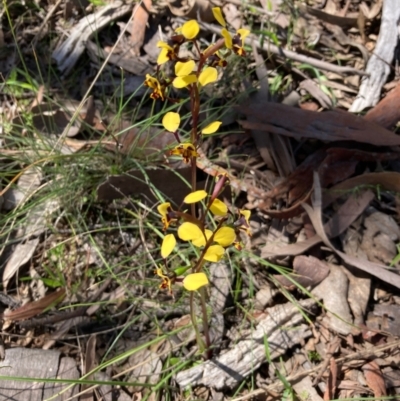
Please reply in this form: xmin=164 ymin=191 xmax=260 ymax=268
xmin=158 ymin=202 xmax=177 ymax=230
xmin=212 ymin=7 xmax=250 ymax=56
xmin=144 ymin=74 xmax=166 ymax=101
xmin=235 ymin=209 xmax=252 ymax=236
xmin=157 ymin=41 xmax=179 ymax=65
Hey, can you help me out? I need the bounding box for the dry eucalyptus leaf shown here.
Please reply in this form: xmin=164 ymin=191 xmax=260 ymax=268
xmin=16 ymin=198 xmax=61 ymax=239
xmin=2 ymin=168 xmax=42 ymax=211
xmin=3 ymin=238 xmax=40 ymax=290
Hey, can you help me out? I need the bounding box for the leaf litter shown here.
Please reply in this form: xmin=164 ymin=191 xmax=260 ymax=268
xmin=0 ymin=0 xmax=400 ymax=400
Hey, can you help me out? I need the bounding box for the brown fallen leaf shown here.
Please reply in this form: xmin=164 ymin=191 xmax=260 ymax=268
xmin=274 ymin=255 xmax=330 ymax=289
xmin=238 ymin=102 xmax=400 ymax=146
xmin=364 ymin=83 xmax=400 ymax=128
xmin=1 ymin=288 xmax=66 ymax=322
xmin=324 ymin=358 xmax=338 ymax=401
xmin=362 ymin=361 xmax=387 ymax=397
xmin=130 ymin=0 xmax=152 ymax=56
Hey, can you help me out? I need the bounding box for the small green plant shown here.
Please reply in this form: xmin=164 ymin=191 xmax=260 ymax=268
xmin=143 ymin=7 xmax=252 ymax=357
xmin=308 ymin=350 xmax=322 ymax=363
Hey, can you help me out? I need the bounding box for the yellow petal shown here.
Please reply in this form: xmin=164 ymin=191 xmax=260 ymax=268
xmin=198 ymin=67 xmax=218 ymax=86
xmin=161 ymin=234 xmax=176 ymax=258
xmin=173 ymin=75 xmax=197 ymax=88
xmin=162 ymin=112 xmax=180 ymax=132
xmin=184 ymin=190 xmax=207 ymax=204
xmin=209 ymin=199 xmax=228 ymax=216
xmin=183 ymin=272 xmax=209 ymax=291
xmin=237 ymin=28 xmax=250 ymax=42
xmin=192 ymin=235 xmax=206 ymax=247
xmin=221 ymin=28 xmax=232 ymax=49
xmin=157 ymin=41 xmax=172 ymax=49
xmin=157 ymin=202 xmax=171 ymax=217
xmin=203 ymin=245 xmax=224 ymax=262
xmin=214 ymin=226 xmax=236 ymax=247
xmin=240 ymin=209 xmax=251 ymax=221
xmin=202 ymin=121 xmax=222 ymax=135
xmin=157 ymin=48 xmax=170 ymax=65
xmin=181 ymin=20 xmax=200 ymax=40
xmin=212 ymin=7 xmax=226 ymax=27
xmin=175 ymin=60 xmax=195 ymax=77
xmin=192 ymin=229 xmax=212 ymax=247
xmin=178 ymin=222 xmax=203 ymax=241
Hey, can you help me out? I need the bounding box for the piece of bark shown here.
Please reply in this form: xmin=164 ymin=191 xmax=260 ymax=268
xmin=209 ymin=262 xmax=232 ymax=345
xmin=0 ymin=348 xmax=79 ymax=400
xmin=349 ymin=0 xmax=400 ymax=112
xmin=175 ymin=298 xmax=315 ymax=390
xmin=312 ymin=265 xmax=354 ymax=335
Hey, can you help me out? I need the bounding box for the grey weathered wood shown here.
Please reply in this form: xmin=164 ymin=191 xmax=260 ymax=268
xmin=349 ymin=0 xmax=400 ymax=112
xmin=52 ymin=1 xmax=133 ymax=74
xmin=175 ymin=298 xmax=315 ymax=390
xmin=0 ymin=348 xmax=79 ymax=400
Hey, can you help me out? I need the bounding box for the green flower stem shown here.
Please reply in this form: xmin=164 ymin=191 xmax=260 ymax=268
xmin=199 ymin=286 xmax=211 ymax=359
xmin=190 ymin=291 xmax=206 ymax=353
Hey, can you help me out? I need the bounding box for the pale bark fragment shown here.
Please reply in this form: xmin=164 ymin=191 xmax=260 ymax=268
xmin=52 ymin=2 xmax=132 ymax=74
xmin=175 ymin=298 xmax=315 ymax=390
xmin=349 ymin=0 xmax=400 ymax=112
